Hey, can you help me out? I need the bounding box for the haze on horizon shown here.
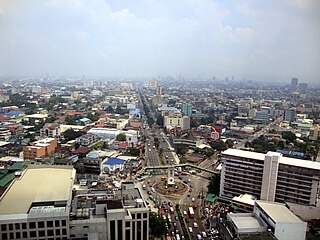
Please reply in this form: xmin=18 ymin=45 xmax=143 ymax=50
xmin=0 ymin=0 xmax=319 ymax=84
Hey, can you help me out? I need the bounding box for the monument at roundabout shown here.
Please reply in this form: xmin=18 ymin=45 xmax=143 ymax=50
xmin=153 ymin=166 xmax=188 ymax=195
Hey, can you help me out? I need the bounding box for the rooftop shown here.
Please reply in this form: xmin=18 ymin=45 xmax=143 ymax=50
xmin=0 ymin=166 xmax=75 ymax=215
xmin=228 ymin=212 xmax=266 ymax=230
xmin=222 ymin=149 xmax=320 ymax=171
xmin=256 ymin=201 xmax=303 ymax=223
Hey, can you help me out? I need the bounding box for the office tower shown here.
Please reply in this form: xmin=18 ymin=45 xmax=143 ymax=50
xmin=291 ymin=78 xmax=298 ymax=92
xmin=298 ymin=83 xmax=308 ymax=94
xmin=156 ymin=85 xmax=162 ymax=96
xmin=181 ymin=103 xmax=193 ymax=117
xmin=220 ymin=149 xmax=320 ymax=206
xmin=284 ymin=108 xmax=297 ymax=122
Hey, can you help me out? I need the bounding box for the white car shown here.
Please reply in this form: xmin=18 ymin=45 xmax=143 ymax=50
xmin=201 ymin=231 xmax=207 ymax=238
xmin=196 ymin=234 xmax=202 ymax=240
xmin=188 ymin=227 xmax=193 ymax=233
xmin=193 ymin=222 xmax=198 ymax=228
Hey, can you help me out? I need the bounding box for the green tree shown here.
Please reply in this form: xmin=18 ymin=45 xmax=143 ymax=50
xmin=210 ymin=141 xmax=228 ymax=152
xmin=116 ymin=133 xmax=126 ymax=142
xmin=149 ymin=212 xmax=166 ymax=238
xmin=282 ymin=131 xmax=296 ymax=143
xmin=207 ymin=173 xmax=221 ymax=195
xmin=63 ymin=129 xmax=84 ymax=141
xmin=156 ymin=115 xmax=164 ymax=127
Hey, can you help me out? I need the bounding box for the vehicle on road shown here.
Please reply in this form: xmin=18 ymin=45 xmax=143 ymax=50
xmin=192 ymin=197 xmax=195 ymax=202
xmin=188 ymin=227 xmax=193 ymax=233
xmin=196 ymin=234 xmax=202 ymax=240
xmin=188 ymin=207 xmax=195 ymax=219
xmin=201 ymin=231 xmax=207 ymax=238
xmin=193 ymin=222 xmax=198 ymax=228
xmin=142 ymin=184 xmax=146 ymax=190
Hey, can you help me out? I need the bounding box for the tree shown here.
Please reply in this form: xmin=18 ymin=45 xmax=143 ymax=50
xmin=149 ymin=212 xmax=166 ymax=238
xmin=116 ymin=133 xmax=126 ymax=142
xmin=210 ymin=141 xmax=228 ymax=152
xmin=207 ymin=173 xmax=221 ymax=195
xmin=282 ymin=131 xmax=296 ymax=143
xmin=63 ymin=129 xmax=84 ymax=142
xmin=156 ymin=115 xmax=164 ymax=127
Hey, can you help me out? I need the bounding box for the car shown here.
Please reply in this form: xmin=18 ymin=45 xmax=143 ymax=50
xmin=196 ymin=234 xmax=202 ymax=240
xmin=176 ymin=234 xmax=180 ymax=240
xmin=188 ymin=227 xmax=193 ymax=233
xmin=192 ymin=198 xmax=195 ymax=202
xmin=183 ymin=211 xmax=187 ymax=215
xmin=193 ymin=222 xmax=198 ymax=228
xmin=173 ymin=222 xmax=177 ymax=227
xmin=181 ymin=236 xmax=185 ymax=240
xmin=175 ymin=216 xmax=179 ymax=221
xmin=201 ymin=231 xmax=207 ymax=238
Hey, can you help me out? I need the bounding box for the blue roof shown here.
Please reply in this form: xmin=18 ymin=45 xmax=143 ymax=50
xmin=87 ymin=153 xmax=99 ymax=159
xmin=0 ymin=110 xmax=24 ymax=117
xmin=103 ymin=158 xmax=126 ymax=165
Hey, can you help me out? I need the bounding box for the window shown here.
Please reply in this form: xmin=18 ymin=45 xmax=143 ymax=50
xmin=16 ymin=232 xmax=21 ymax=239
xmin=2 ymin=233 xmax=8 ymax=240
xmin=55 ymin=220 xmax=60 ymax=227
xmin=29 ymin=222 xmax=36 ymax=229
xmin=47 ymin=221 xmax=53 ymax=228
xmin=47 ymin=230 xmax=54 ymax=236
xmin=132 ymin=214 xmax=135 ymax=219
xmin=22 ymin=223 xmax=27 ymax=229
xmin=125 ymin=221 xmax=130 ymax=228
xmin=61 ymin=220 xmax=66 ymax=226
xmin=110 ymin=220 xmax=116 ymax=240
xmin=143 ymin=213 xmax=147 ymax=219
xmin=9 ymin=233 xmax=14 ymax=240
xmin=83 ymin=226 xmax=89 ymax=228
xmin=39 ymin=230 xmax=45 ymax=237
xmin=125 ymin=229 xmax=130 ymax=240
xmin=38 ymin=221 xmax=45 ymax=228
xmin=55 ymin=229 xmax=60 ymax=236
xmin=15 ymin=223 xmax=20 ymax=230
xmin=30 ymin=231 xmax=37 ymax=238
xmin=118 ymin=220 xmax=123 ymax=240
xmin=9 ymin=224 xmax=13 ymax=230
xmin=1 ymin=224 xmax=6 ymax=231
xmin=23 ymin=232 xmax=28 ymax=238
xmin=62 ymin=229 xmax=67 ymax=235
xmin=137 ymin=213 xmax=141 ymax=219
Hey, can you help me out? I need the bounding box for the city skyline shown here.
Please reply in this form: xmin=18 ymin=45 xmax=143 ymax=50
xmin=0 ymin=0 xmax=320 ymax=83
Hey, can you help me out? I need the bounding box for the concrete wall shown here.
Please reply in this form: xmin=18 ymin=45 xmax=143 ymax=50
xmin=274 ymin=222 xmax=307 ymax=240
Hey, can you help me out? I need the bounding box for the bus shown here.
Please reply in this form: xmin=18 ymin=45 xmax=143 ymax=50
xmin=188 ymin=207 xmax=194 ymax=219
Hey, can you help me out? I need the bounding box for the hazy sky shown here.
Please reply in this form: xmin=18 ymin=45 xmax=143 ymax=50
xmin=0 ymin=0 xmax=319 ymax=83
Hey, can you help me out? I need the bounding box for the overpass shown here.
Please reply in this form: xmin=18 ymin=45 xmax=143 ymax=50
xmin=139 ymin=163 xmax=218 ymax=175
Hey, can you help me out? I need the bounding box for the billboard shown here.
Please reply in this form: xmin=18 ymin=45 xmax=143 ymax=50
xmin=210 ymin=126 xmax=221 ymax=142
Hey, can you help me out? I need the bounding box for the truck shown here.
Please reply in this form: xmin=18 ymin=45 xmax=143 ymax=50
xmin=188 ymin=207 xmax=195 ymax=219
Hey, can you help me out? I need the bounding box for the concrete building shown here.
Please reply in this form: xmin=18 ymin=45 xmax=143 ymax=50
xmin=220 ymin=149 xmax=320 ymax=206
xmin=88 ymin=128 xmax=138 ymax=144
xmin=156 ymin=85 xmax=162 ymax=96
xmin=149 ymin=79 xmax=157 ymax=89
xmin=181 ymin=103 xmax=193 ymax=117
xmin=76 ymin=133 xmax=99 ymax=146
xmin=225 ymin=201 xmax=307 ymax=240
xmin=291 ymin=77 xmax=298 ymax=92
xmin=284 ymin=108 xmax=296 ymax=123
xmin=163 ymin=112 xmax=190 ymax=131
xmin=23 ymin=138 xmax=57 ymax=160
xmin=0 ymin=167 xmax=149 ymax=240
xmin=298 ymin=83 xmax=308 ymax=94
xmin=40 ymin=123 xmax=61 ymax=140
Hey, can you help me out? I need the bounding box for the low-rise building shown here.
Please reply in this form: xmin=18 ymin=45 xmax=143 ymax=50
xmin=23 ymin=138 xmax=57 ymax=160
xmin=76 ymin=133 xmax=99 ymax=146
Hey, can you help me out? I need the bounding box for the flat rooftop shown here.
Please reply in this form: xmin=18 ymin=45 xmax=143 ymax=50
xmin=222 ymin=149 xmax=320 ymax=171
xmin=256 ymin=201 xmax=303 ymax=223
xmin=228 ymin=213 xmax=266 ymax=230
xmin=0 ymin=166 xmax=75 ymax=215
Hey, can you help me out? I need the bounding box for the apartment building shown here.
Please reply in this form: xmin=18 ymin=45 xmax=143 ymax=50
xmin=76 ymin=133 xmax=99 ymax=146
xmin=40 ymin=123 xmax=61 ymax=140
xmin=163 ymin=112 xmax=190 ymax=131
xmin=220 ymin=149 xmax=320 ymax=206
xmin=0 ymin=166 xmax=149 ymax=240
xmin=23 ymin=138 xmax=57 ymax=160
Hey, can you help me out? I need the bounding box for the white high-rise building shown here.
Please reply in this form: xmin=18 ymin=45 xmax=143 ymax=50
xmin=220 ymin=149 xmax=320 ymax=206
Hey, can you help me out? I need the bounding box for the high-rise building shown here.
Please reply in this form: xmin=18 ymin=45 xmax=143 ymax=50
xmin=220 ymin=149 xmax=320 ymax=206
xmin=284 ymin=108 xmax=296 ymax=122
xmin=156 ymin=85 xmax=162 ymax=96
xmin=298 ymin=83 xmax=308 ymax=94
xmin=149 ymin=80 xmax=157 ymax=90
xmin=291 ymin=77 xmax=298 ymax=92
xmin=181 ymin=103 xmax=193 ymax=116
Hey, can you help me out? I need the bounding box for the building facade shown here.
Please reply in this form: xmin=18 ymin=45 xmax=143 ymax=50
xmin=23 ymin=138 xmax=57 ymax=160
xmin=220 ymin=149 xmax=320 ymax=206
xmin=181 ymin=103 xmax=192 ymax=117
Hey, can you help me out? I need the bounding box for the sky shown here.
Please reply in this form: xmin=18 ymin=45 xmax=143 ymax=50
xmin=0 ymin=0 xmax=319 ymax=83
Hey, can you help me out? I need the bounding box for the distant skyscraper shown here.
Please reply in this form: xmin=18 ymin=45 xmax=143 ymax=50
xmin=181 ymin=103 xmax=192 ymax=116
xmin=298 ymin=83 xmax=308 ymax=94
xmin=156 ymin=85 xmax=162 ymax=96
xmin=291 ymin=77 xmax=298 ymax=92
xmin=284 ymin=108 xmax=296 ymax=123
